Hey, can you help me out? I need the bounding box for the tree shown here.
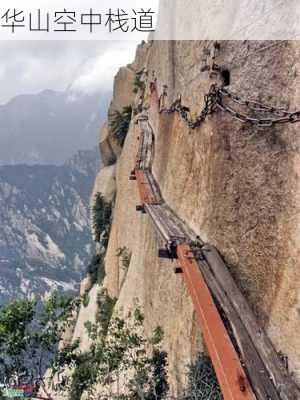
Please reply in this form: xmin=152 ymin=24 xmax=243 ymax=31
xmin=92 ymin=193 xmax=112 ymax=246
xmin=110 ymin=105 xmax=133 ymax=147
xmin=89 ymin=193 xmax=113 ymax=286
xmin=0 ymin=295 xmax=80 ymax=399
xmin=69 ymin=306 xmax=169 ymax=400
xmin=0 ymin=296 xmax=169 ymax=400
xmin=87 ymin=254 xmax=106 ymax=286
xmin=133 ymin=71 xmax=146 ymax=94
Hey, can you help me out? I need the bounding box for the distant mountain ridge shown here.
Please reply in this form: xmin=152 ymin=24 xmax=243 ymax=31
xmin=0 ymin=148 xmax=100 ymax=303
xmin=0 ymin=89 xmax=110 ymax=165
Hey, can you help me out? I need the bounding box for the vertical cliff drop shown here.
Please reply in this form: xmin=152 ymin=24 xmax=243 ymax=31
xmin=72 ymin=34 xmax=300 ymax=398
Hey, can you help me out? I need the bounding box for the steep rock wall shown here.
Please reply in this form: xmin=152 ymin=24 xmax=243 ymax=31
xmin=143 ymin=40 xmax=300 ymax=386
xmin=73 ymin=38 xmax=300 ymax=395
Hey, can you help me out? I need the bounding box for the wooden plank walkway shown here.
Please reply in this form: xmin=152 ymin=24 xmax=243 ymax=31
xmin=202 ymin=245 xmax=300 ymax=400
xmin=177 ymin=243 xmax=256 ymax=400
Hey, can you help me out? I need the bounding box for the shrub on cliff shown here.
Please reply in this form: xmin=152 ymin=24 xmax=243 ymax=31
xmin=92 ymin=192 xmax=112 ymax=245
xmin=70 ymin=307 xmax=169 ymax=400
xmin=87 ymin=253 xmax=106 ymax=286
xmin=133 ymin=70 xmax=146 ymax=94
xmin=110 ymin=105 xmax=133 ymax=147
xmin=89 ymin=193 xmax=113 ymax=286
xmin=68 ymin=352 xmax=98 ymax=400
xmin=116 ymin=246 xmax=132 ymax=271
xmin=0 ymin=295 xmax=80 ymax=399
xmin=183 ymin=354 xmax=222 ymax=400
xmin=95 ymin=288 xmax=117 ymax=336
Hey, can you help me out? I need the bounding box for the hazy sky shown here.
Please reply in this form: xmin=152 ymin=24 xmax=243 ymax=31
xmin=0 ymin=40 xmax=140 ymax=104
xmin=0 ymin=0 xmax=159 ymax=103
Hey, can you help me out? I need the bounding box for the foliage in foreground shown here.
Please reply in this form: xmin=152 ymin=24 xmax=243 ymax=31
xmin=110 ymin=105 xmax=133 ymax=147
xmin=62 ymin=305 xmax=169 ymax=400
xmin=0 ymin=293 xmax=223 ymax=400
xmin=0 ymin=295 xmax=80 ymax=398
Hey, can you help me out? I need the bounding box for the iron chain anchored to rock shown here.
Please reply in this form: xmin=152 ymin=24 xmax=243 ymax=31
xmin=156 ymin=81 xmax=300 ymax=129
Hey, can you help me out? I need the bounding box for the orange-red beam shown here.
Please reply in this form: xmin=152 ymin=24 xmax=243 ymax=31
xmin=176 ymin=243 xmax=256 ymax=400
xmin=135 ymin=170 xmax=158 ymax=205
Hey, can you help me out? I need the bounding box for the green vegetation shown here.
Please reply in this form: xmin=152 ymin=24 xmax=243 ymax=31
xmin=88 ymin=192 xmax=113 ymax=286
xmin=58 ymin=305 xmax=169 ymax=400
xmin=95 ymin=288 xmax=117 ymax=335
xmin=87 ymin=253 xmax=106 ymax=286
xmin=183 ymin=353 xmax=222 ymax=400
xmin=50 ymin=339 xmax=80 ymax=393
xmin=110 ymin=105 xmax=133 ymax=147
xmin=116 ymin=246 xmax=132 ymax=271
xmin=82 ymin=292 xmax=90 ymax=308
xmin=0 ymin=296 xmax=221 ymax=400
xmin=133 ymin=70 xmax=146 ymax=94
xmin=79 ymin=307 xmax=169 ymax=400
xmin=92 ymin=192 xmax=112 ymax=246
xmin=0 ymin=295 xmax=80 ymax=398
xmin=68 ymin=352 xmax=98 ymax=400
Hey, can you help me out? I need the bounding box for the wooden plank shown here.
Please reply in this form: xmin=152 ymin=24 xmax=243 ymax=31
xmin=139 ymin=119 xmax=154 ymax=170
xmin=145 ymin=138 xmax=154 ymax=169
xmin=156 ymin=204 xmax=186 ymax=241
xmin=137 ymin=129 xmax=146 ymax=169
xmin=144 ymin=171 xmax=162 ymax=203
xmin=162 ymin=205 xmax=197 ymax=240
xmin=152 ymin=205 xmax=177 ymax=239
xmin=139 ymin=138 xmax=146 ymax=170
xmin=135 ymin=170 xmax=156 ymax=204
xmin=145 ymin=204 xmax=172 ymax=242
xmin=141 ymin=133 xmax=148 ymax=169
xmin=136 ymin=129 xmax=145 ymax=170
xmin=135 ymin=170 xmax=161 ymax=205
xmin=177 ymin=244 xmax=257 ymax=400
xmin=202 ymin=244 xmax=300 ymax=400
xmin=139 ymin=119 xmax=152 ymax=169
xmin=143 ymin=133 xmax=153 ymax=170
xmin=195 ymin=255 xmax=282 ymax=399
xmin=144 ymin=147 xmax=152 ymax=170
xmin=164 ymin=214 xmax=186 ymax=239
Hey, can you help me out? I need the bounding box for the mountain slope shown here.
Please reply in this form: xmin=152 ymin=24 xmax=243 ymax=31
xmin=0 ymin=149 xmax=100 ymax=303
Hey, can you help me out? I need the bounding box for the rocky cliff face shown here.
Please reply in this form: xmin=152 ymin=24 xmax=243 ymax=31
xmin=72 ymin=38 xmax=300 ymax=396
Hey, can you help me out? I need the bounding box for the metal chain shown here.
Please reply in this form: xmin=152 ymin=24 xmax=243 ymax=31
xmin=155 ymin=81 xmax=300 ymax=129
xmin=217 ymin=91 xmax=300 ymax=127
xmin=219 ymin=88 xmax=292 ymax=116
xmin=159 ymin=84 xmax=220 ymax=129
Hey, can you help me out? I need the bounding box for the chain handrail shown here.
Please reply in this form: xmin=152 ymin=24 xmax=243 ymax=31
xmin=149 ymin=79 xmax=300 ymax=129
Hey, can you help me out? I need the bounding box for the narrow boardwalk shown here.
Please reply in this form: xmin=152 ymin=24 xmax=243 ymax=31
xmin=130 ymin=111 xmax=300 ymax=400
